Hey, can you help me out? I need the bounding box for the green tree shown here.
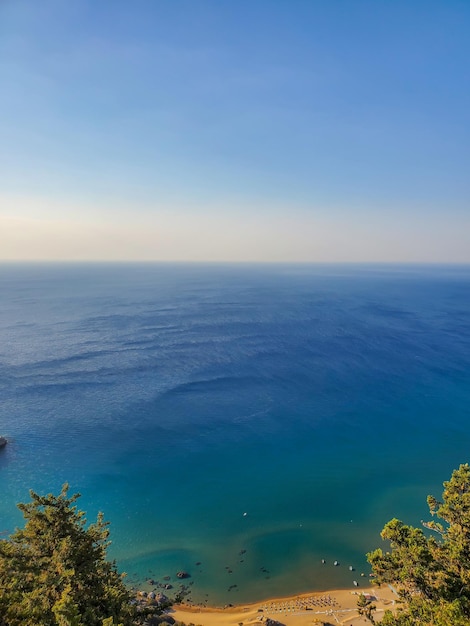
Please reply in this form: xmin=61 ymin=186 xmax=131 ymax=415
xmin=357 ymin=592 xmax=376 ymax=624
xmin=0 ymin=484 xmax=135 ymax=626
xmin=368 ymin=464 xmax=470 ymax=625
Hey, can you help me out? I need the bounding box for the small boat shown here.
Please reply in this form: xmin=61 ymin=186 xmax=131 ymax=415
xmin=0 ymin=437 xmax=7 ymax=449
xmin=334 ymin=560 xmax=339 ymax=566
xmin=349 ymin=565 xmax=354 ymax=571
xmin=353 ymin=580 xmax=359 ymax=586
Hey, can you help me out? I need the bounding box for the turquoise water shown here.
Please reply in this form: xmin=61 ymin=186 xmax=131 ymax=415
xmin=1 ymin=263 xmax=470 ymax=604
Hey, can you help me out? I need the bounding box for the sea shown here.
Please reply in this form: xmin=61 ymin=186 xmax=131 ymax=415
xmin=1 ymin=262 xmax=469 ymax=605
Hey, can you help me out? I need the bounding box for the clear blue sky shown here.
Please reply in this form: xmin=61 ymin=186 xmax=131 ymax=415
xmin=1 ymin=0 xmax=469 ymax=261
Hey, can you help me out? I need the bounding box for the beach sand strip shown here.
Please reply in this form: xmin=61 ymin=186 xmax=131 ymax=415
xmin=168 ymin=586 xmax=397 ymax=625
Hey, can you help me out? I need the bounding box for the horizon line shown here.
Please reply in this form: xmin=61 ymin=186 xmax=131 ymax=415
xmin=1 ymin=260 xmax=470 ymax=266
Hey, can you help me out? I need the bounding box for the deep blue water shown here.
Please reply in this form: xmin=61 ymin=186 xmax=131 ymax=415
xmin=1 ymin=263 xmax=470 ymax=604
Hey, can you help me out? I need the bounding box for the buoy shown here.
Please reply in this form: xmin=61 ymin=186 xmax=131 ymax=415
xmin=243 ymin=512 xmax=247 ymax=517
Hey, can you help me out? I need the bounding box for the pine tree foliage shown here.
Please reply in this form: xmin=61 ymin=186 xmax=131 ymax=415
xmin=357 ymin=592 xmax=376 ymax=624
xmin=368 ymin=464 xmax=470 ymax=625
xmin=0 ymin=484 xmax=133 ymax=626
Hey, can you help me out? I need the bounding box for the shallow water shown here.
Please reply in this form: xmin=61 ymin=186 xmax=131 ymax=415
xmin=1 ymin=263 xmax=470 ymax=603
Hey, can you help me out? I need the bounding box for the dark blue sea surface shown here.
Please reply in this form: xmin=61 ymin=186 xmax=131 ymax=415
xmin=1 ymin=263 xmax=470 ymax=603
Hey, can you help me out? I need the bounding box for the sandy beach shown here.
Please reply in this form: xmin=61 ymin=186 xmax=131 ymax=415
xmin=166 ymin=586 xmax=397 ymax=625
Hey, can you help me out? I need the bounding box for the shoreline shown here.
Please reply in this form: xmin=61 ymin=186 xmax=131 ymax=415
xmin=167 ymin=585 xmax=397 ymax=625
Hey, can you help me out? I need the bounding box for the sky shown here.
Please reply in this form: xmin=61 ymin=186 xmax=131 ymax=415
xmin=1 ymin=0 xmax=469 ymax=262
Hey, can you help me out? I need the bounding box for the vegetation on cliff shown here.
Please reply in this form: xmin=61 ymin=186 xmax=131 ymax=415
xmin=0 ymin=485 xmax=169 ymax=626
xmin=367 ymin=464 xmax=470 ymax=625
